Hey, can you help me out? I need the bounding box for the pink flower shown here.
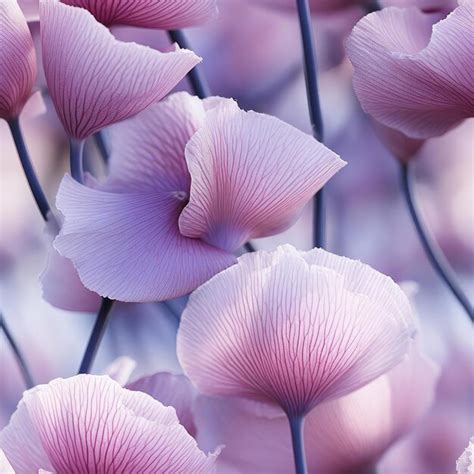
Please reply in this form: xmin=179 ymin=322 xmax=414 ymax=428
xmin=0 ymin=375 xmax=218 ymax=472
xmin=178 ymin=245 xmax=416 ymax=418
xmin=347 ymin=2 xmax=474 ymax=139
xmin=194 ymin=339 xmax=439 ymax=473
xmin=0 ymin=0 xmax=37 ymax=120
xmin=60 ymin=0 xmax=218 ymax=28
xmin=40 ymin=1 xmax=201 ymax=139
xmin=52 ymin=92 xmax=344 ymax=302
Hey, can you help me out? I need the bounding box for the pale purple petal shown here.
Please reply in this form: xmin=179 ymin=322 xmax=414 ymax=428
xmin=1 ymin=375 xmax=218 ymax=472
xmin=61 ymin=0 xmax=218 ymax=28
xmin=457 ymin=438 xmax=474 ymax=474
xmin=104 ymin=92 xmax=206 ymax=194
xmin=0 ymin=449 xmax=15 ymax=474
xmin=40 ymin=215 xmax=101 ymax=312
xmin=179 ymin=102 xmax=346 ymax=252
xmin=178 ymin=245 xmax=415 ymax=416
xmin=127 ymin=372 xmax=197 ymax=437
xmin=54 ymin=175 xmax=235 ymax=302
xmin=40 ymin=1 xmax=201 ymax=139
xmin=347 ymin=5 xmax=474 ymax=138
xmin=0 ymin=0 xmax=36 ymax=119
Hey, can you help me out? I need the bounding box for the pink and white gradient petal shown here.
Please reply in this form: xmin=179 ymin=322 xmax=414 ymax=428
xmin=40 ymin=1 xmax=201 ymax=139
xmin=54 ymin=175 xmax=235 ymax=302
xmin=347 ymin=4 xmax=474 ymax=139
xmin=178 ymin=245 xmax=415 ymax=417
xmin=0 ymin=375 xmax=218 ymax=472
xmin=60 ymin=0 xmax=218 ymax=28
xmin=0 ymin=0 xmax=37 ymax=119
xmin=179 ymin=103 xmax=346 ymax=252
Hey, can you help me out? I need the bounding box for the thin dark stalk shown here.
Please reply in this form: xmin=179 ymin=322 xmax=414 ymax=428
xmin=365 ymin=0 xmax=380 ymax=13
xmin=400 ymin=163 xmax=473 ymax=321
xmin=244 ymin=242 xmax=255 ymax=253
xmin=94 ymin=131 xmax=109 ymax=162
xmin=78 ymin=298 xmax=115 ymax=374
xmin=69 ymin=138 xmax=86 ymax=183
xmin=1 ymin=313 xmax=34 ymax=389
xmin=288 ymin=416 xmax=308 ymax=474
xmin=295 ymin=0 xmax=325 ymax=249
xmin=8 ymin=118 xmax=50 ymax=221
xmin=167 ymin=30 xmax=210 ymax=99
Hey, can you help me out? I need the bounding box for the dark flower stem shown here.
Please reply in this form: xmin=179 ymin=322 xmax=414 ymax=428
xmin=70 ymin=138 xmax=86 ymax=183
xmin=295 ymin=0 xmax=325 ymax=249
xmin=78 ymin=298 xmax=115 ymax=374
xmin=400 ymin=163 xmax=473 ymax=321
xmin=1 ymin=313 xmax=34 ymax=389
xmin=8 ymin=118 xmax=51 ymax=221
xmin=167 ymin=30 xmax=210 ymax=99
xmin=288 ymin=416 xmax=308 ymax=474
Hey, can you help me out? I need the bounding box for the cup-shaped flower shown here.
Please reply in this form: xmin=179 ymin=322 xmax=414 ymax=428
xmin=178 ymin=245 xmax=416 ymax=418
xmin=0 ymin=375 xmax=218 ymax=473
xmin=39 ymin=1 xmax=201 ymax=140
xmin=194 ymin=337 xmax=439 ymax=473
xmin=0 ymin=0 xmax=36 ymax=120
xmin=347 ymin=3 xmax=474 ymax=139
xmin=52 ymin=92 xmax=345 ymax=302
xmin=60 ymin=0 xmax=218 ymax=28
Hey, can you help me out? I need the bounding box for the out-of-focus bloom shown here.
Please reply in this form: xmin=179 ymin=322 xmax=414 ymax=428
xmin=40 ymin=214 xmax=101 ymax=311
xmin=195 ymin=339 xmax=439 ymax=473
xmin=380 ymin=0 xmax=458 ymax=12
xmin=104 ymin=356 xmax=137 ymax=386
xmin=0 ymin=0 xmax=36 ymax=120
xmin=40 ymin=1 xmax=201 ymax=139
xmin=0 ymin=375 xmax=218 ymax=472
xmin=457 ymin=438 xmax=474 ymax=473
xmin=52 ymin=93 xmax=344 ymax=302
xmin=60 ymin=0 xmax=218 ymax=28
xmin=128 ymin=372 xmax=198 ymax=437
xmin=372 ymin=120 xmax=425 ymax=162
xmin=252 ymin=0 xmax=372 ymax=13
xmin=347 ymin=2 xmax=474 ymax=139
xmin=178 ymin=245 xmax=416 ymax=417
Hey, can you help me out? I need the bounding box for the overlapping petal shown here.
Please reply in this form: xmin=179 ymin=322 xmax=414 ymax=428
xmin=54 ymin=175 xmax=235 ymax=302
xmin=0 ymin=375 xmax=218 ymax=472
xmin=179 ymin=102 xmax=346 ymax=252
xmin=128 ymin=372 xmax=198 ymax=437
xmin=0 ymin=0 xmax=37 ymax=119
xmin=178 ymin=245 xmax=416 ymax=417
xmin=60 ymin=0 xmax=218 ymax=28
xmin=40 ymin=1 xmax=201 ymax=139
xmin=457 ymin=438 xmax=474 ymax=474
xmin=347 ymin=4 xmax=474 ymax=138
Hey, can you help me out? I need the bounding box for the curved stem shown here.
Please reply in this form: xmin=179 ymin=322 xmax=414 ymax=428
xmin=8 ymin=118 xmax=51 ymax=221
xmin=295 ymin=0 xmax=325 ymax=249
xmin=94 ymin=131 xmax=109 ymax=162
xmin=78 ymin=298 xmax=114 ymax=374
xmin=167 ymin=30 xmax=210 ymax=99
xmin=1 ymin=313 xmax=34 ymax=389
xmin=244 ymin=242 xmax=255 ymax=253
xmin=69 ymin=138 xmax=86 ymax=183
xmin=400 ymin=163 xmax=473 ymax=321
xmin=288 ymin=416 xmax=308 ymax=474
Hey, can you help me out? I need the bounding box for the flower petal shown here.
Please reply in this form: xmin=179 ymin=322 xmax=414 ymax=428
xmin=40 ymin=1 xmax=201 ymax=139
xmin=105 ymin=356 xmax=137 ymax=386
xmin=127 ymin=372 xmax=197 ymax=437
xmin=347 ymin=5 xmax=474 ymax=139
xmin=61 ymin=0 xmax=218 ymax=28
xmin=54 ymin=175 xmax=236 ymax=302
xmin=179 ymin=101 xmax=346 ymax=252
xmin=457 ymin=437 xmax=474 ymax=474
xmin=104 ymin=92 xmax=206 ymax=194
xmin=2 ymin=375 xmax=218 ymax=472
xmin=0 ymin=0 xmax=36 ymax=119
xmin=178 ymin=245 xmax=415 ymax=416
